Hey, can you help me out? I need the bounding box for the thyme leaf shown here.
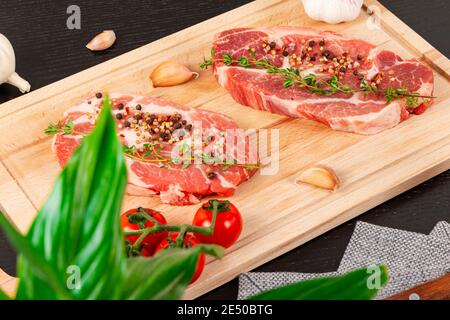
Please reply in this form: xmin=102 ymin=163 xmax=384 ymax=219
xmin=44 ymin=119 xmax=76 ymax=136
xmin=204 ymin=50 xmax=436 ymax=107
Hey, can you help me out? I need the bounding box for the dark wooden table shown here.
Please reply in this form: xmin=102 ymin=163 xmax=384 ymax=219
xmin=0 ymin=0 xmax=449 ymax=300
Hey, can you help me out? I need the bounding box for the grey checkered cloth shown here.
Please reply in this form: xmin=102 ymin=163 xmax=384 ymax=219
xmin=238 ymin=221 xmax=450 ymax=300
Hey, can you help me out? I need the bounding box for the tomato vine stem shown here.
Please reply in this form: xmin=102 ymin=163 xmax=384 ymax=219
xmin=125 ymin=200 xmax=220 ymax=250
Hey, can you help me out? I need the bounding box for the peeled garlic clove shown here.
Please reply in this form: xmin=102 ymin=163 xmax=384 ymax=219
xmin=150 ymin=61 xmax=199 ymax=87
xmin=296 ymin=165 xmax=340 ymax=191
xmin=86 ymin=30 xmax=116 ymax=51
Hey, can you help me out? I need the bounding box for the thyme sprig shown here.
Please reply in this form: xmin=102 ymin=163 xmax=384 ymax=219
xmin=123 ymin=142 xmax=259 ymax=171
xmin=44 ymin=119 xmax=78 ymax=135
xmin=201 ymin=52 xmax=435 ymax=107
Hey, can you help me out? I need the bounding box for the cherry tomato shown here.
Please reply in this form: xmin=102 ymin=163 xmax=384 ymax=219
xmin=413 ymin=103 xmax=427 ymax=115
xmin=154 ymin=233 xmax=205 ymax=283
xmin=120 ymin=207 xmax=168 ymax=255
xmin=192 ymin=200 xmax=243 ymax=248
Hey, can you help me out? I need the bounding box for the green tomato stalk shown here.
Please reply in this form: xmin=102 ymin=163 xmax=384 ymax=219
xmin=125 ymin=199 xmax=222 ymax=252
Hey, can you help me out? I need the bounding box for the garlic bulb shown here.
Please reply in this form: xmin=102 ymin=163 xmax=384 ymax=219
xmin=302 ymin=0 xmax=363 ymax=24
xmin=0 ymin=34 xmax=31 ymax=93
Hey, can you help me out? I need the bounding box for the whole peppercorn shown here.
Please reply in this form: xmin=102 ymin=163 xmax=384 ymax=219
xmin=182 ymin=120 xmax=187 ymax=125
xmin=269 ymin=41 xmax=276 ymax=49
xmin=146 ymin=119 xmax=153 ymax=125
xmin=339 ymin=66 xmax=346 ymax=73
xmin=308 ymin=40 xmax=315 ymax=47
xmin=322 ymin=50 xmax=332 ymax=58
xmin=282 ymin=50 xmax=289 ymax=57
xmin=207 ymin=172 xmax=217 ymax=179
xmin=310 ymin=56 xmax=316 ymax=62
xmin=135 ymin=115 xmax=142 ymax=121
xmin=135 ymin=104 xmax=142 ymax=111
xmin=174 ymin=122 xmax=182 ymax=129
xmin=185 ymin=124 xmax=193 ymax=131
xmin=123 ymin=121 xmax=131 ymax=127
xmin=116 ymin=113 xmax=123 ymax=120
xmin=117 ymin=103 xmax=124 ymax=110
xmin=319 ymin=40 xmax=325 ymax=46
xmin=357 ymin=54 xmax=363 ymax=60
xmin=353 ymin=70 xmax=359 ymax=76
xmin=95 ymin=92 xmax=103 ymax=99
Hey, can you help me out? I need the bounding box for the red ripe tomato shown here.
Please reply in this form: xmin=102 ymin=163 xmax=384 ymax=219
xmin=155 ymin=233 xmax=205 ymax=283
xmin=192 ymin=200 xmax=243 ymax=248
xmin=413 ymin=103 xmax=427 ymax=115
xmin=120 ymin=207 xmax=167 ymax=256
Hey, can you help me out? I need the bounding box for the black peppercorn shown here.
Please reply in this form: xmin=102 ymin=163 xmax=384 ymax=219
xmin=174 ymin=122 xmax=182 ymax=129
xmin=185 ymin=124 xmax=193 ymax=131
xmin=124 ymin=121 xmax=131 ymax=127
xmin=207 ymin=172 xmax=217 ymax=179
xmin=135 ymin=115 xmax=142 ymax=121
xmin=182 ymin=120 xmax=187 ymax=125
xmin=116 ymin=113 xmax=123 ymax=120
xmin=322 ymin=50 xmax=332 ymax=58
xmin=357 ymin=54 xmax=363 ymax=60
xmin=282 ymin=50 xmax=289 ymax=57
xmin=117 ymin=103 xmax=124 ymax=110
xmin=95 ymin=92 xmax=103 ymax=99
xmin=353 ymin=70 xmax=359 ymax=76
xmin=310 ymin=56 xmax=316 ymax=61
xmin=319 ymin=40 xmax=325 ymax=46
xmin=308 ymin=40 xmax=315 ymax=47
xmin=269 ymin=41 xmax=276 ymax=49
xmin=159 ymin=132 xmax=166 ymax=139
xmin=339 ymin=66 xmax=346 ymax=73
xmin=135 ymin=104 xmax=142 ymax=111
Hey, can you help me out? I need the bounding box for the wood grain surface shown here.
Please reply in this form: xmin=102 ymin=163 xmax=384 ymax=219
xmin=0 ymin=0 xmax=449 ymax=297
xmin=386 ymin=273 xmax=450 ymax=300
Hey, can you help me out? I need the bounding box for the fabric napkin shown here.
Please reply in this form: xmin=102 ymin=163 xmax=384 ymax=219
xmin=237 ymin=221 xmax=450 ymax=300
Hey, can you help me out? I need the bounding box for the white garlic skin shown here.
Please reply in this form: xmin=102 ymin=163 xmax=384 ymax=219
xmin=302 ymin=0 xmax=363 ymax=24
xmin=0 ymin=33 xmax=31 ymax=93
xmin=86 ymin=30 xmax=116 ymax=51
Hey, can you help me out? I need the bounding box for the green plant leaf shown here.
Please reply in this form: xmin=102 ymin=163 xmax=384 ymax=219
xmin=0 ymin=213 xmax=71 ymax=299
xmin=7 ymin=97 xmax=128 ymax=299
xmin=0 ymin=288 xmax=10 ymax=300
xmin=248 ymin=265 xmax=388 ymax=300
xmin=121 ymin=245 xmax=223 ymax=300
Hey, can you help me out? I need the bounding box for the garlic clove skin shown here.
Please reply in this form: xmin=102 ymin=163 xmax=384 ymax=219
xmin=150 ymin=61 xmax=199 ymax=87
xmin=86 ymin=30 xmax=116 ymax=51
xmin=296 ymin=165 xmax=340 ymax=191
xmin=0 ymin=33 xmax=31 ymax=93
xmin=7 ymin=72 xmax=31 ymax=93
xmin=302 ymin=0 xmax=363 ymax=24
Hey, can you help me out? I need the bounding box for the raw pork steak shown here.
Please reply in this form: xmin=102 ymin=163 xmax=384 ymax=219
xmin=213 ymin=27 xmax=434 ymax=135
xmin=53 ymin=93 xmax=256 ymax=205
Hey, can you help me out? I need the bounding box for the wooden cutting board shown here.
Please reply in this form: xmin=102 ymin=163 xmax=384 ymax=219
xmin=0 ymin=0 xmax=449 ymax=299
